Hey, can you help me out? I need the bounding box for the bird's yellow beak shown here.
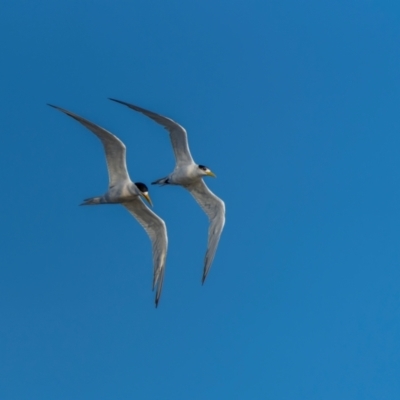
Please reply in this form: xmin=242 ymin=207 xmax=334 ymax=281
xmin=206 ymin=170 xmax=216 ymax=178
xmin=141 ymin=192 xmax=153 ymax=207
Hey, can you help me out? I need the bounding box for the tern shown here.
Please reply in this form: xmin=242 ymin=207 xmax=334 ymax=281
xmin=48 ymin=104 xmax=168 ymax=307
xmin=109 ymin=99 xmax=225 ymax=283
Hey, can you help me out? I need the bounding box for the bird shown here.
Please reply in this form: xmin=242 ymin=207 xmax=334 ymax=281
xmin=108 ymin=98 xmax=225 ymax=284
xmin=48 ymin=104 xmax=168 ymax=307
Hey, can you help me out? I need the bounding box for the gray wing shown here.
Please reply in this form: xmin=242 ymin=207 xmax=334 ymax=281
xmin=48 ymin=104 xmax=129 ymax=187
xmin=186 ymin=179 xmax=225 ymax=283
xmin=109 ymin=98 xmax=194 ymax=165
xmin=123 ymin=198 xmax=168 ymax=307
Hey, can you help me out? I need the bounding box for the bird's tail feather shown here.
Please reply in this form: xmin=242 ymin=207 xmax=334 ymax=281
xmin=80 ymin=196 xmax=103 ymax=206
xmin=151 ymin=177 xmax=169 ymax=186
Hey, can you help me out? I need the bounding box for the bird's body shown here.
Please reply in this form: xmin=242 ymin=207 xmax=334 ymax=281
xmin=109 ymin=98 xmax=225 ymax=283
xmin=48 ymin=104 xmax=168 ymax=306
xmin=81 ymin=181 xmax=141 ymax=205
xmin=153 ymin=163 xmax=206 ymax=186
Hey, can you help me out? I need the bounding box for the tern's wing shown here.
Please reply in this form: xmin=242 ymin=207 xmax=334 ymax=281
xmin=186 ymin=179 xmax=225 ymax=283
xmin=109 ymin=98 xmax=194 ymax=166
xmin=123 ymin=198 xmax=168 ymax=307
xmin=48 ymin=104 xmax=129 ymax=187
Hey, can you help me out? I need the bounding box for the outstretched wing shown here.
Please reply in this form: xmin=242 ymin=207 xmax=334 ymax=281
xmin=109 ymin=98 xmax=194 ymax=166
xmin=123 ymin=198 xmax=168 ymax=307
xmin=48 ymin=104 xmax=129 ymax=187
xmin=186 ymin=179 xmax=225 ymax=283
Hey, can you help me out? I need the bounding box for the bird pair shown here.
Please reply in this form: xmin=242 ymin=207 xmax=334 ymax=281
xmin=48 ymin=99 xmax=225 ymax=307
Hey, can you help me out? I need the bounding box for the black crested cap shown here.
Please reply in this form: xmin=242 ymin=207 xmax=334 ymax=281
xmin=198 ymin=165 xmax=208 ymax=171
xmin=135 ymin=182 xmax=149 ymax=193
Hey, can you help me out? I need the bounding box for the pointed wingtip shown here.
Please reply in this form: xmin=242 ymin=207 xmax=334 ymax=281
xmin=108 ymin=97 xmax=123 ymax=105
xmin=108 ymin=98 xmax=144 ymax=112
xmin=153 ymin=280 xmax=160 ymax=307
xmin=47 ymin=104 xmax=68 ymax=115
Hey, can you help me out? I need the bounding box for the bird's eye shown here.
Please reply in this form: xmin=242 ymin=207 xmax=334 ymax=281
xmin=198 ymin=165 xmax=207 ymax=171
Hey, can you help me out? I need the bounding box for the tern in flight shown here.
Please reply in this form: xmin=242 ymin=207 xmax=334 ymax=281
xmin=48 ymin=104 xmax=168 ymax=307
xmin=109 ymin=99 xmax=225 ymax=284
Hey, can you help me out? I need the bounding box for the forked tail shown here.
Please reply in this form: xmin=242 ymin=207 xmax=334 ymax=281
xmin=151 ymin=177 xmax=170 ymax=186
xmin=80 ymin=196 xmax=103 ymax=206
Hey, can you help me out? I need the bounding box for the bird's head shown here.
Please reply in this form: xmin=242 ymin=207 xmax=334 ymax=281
xmin=198 ymin=164 xmax=216 ymax=178
xmin=135 ymin=182 xmax=153 ymax=206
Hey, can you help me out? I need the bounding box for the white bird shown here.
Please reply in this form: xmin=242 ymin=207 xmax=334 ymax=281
xmin=48 ymin=104 xmax=168 ymax=307
xmin=109 ymin=99 xmax=225 ymax=283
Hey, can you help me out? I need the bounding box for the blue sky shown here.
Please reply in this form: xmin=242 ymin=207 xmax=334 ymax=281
xmin=1 ymin=1 xmax=400 ymax=398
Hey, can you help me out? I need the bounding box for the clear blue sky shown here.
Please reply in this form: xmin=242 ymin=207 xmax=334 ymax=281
xmin=1 ymin=1 xmax=400 ymax=398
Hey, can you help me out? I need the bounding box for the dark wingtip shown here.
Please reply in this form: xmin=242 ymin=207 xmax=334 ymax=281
xmin=47 ymin=103 xmax=57 ymax=109
xmin=108 ymin=98 xmax=144 ymax=112
xmin=108 ymin=97 xmax=124 ymax=105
